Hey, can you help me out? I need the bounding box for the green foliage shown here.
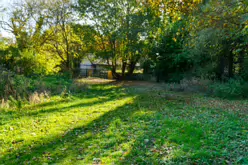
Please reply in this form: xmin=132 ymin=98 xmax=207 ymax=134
xmin=141 ymin=59 xmax=154 ymax=74
xmin=0 ymin=67 xmax=31 ymax=99
xmin=239 ymin=57 xmax=248 ymax=81
xmin=143 ymin=0 xmax=248 ymax=84
xmin=1 ymin=0 xmax=247 ymax=83
xmin=17 ymin=49 xmax=43 ymax=76
xmin=30 ymin=75 xmax=73 ymax=95
xmin=0 ymin=0 xmax=248 ymax=100
xmin=149 ymin=21 xmax=193 ymax=82
xmin=77 ymin=0 xmax=149 ymax=77
xmin=209 ymin=79 xmax=248 ymax=99
xmin=9 ymin=96 xmax=22 ymax=110
xmin=0 ymin=42 xmax=60 ymax=76
xmin=0 ymin=68 xmax=74 ymax=109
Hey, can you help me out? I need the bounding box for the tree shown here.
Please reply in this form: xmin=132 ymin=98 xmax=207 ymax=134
xmin=0 ymin=0 xmax=82 ymax=75
xmin=186 ymin=0 xmax=248 ymax=80
xmin=45 ymin=0 xmax=78 ymax=73
xmin=0 ymin=0 xmax=51 ymax=51
xmin=77 ymin=0 xmax=148 ymax=78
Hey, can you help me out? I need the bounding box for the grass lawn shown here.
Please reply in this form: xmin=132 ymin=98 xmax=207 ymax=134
xmin=0 ymin=80 xmax=247 ymax=164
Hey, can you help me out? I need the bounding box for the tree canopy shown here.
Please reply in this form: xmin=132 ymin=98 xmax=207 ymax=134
xmin=0 ymin=0 xmax=247 ymax=80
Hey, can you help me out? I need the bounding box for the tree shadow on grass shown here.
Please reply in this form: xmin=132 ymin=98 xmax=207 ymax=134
xmin=0 ymin=94 xmax=139 ymax=164
xmin=0 ymin=85 xmax=125 ymax=126
xmin=25 ymin=95 xmax=127 ymax=118
xmin=0 ymin=89 xmax=247 ymax=164
xmin=120 ymin=100 xmax=247 ymax=164
xmin=0 ymin=95 xmax=203 ymax=164
xmin=27 ymin=84 xmax=124 ymax=109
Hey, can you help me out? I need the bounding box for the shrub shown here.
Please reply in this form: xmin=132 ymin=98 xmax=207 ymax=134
xmin=0 ymin=67 xmax=63 ymax=108
xmin=208 ymin=79 xmax=248 ymax=99
xmin=163 ymin=77 xmax=211 ymax=93
xmin=0 ymin=67 xmax=31 ymax=99
xmin=17 ymin=49 xmax=60 ymax=76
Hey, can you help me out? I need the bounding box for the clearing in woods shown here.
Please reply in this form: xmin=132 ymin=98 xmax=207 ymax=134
xmin=0 ymin=78 xmax=247 ymax=164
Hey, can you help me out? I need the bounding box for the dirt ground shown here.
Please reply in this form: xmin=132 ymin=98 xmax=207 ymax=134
xmin=112 ymin=80 xmax=159 ymax=87
xmin=77 ymin=77 xmax=159 ymax=88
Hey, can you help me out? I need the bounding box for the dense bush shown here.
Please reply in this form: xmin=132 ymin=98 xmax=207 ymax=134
xmin=0 ymin=67 xmax=77 ymax=109
xmin=209 ymin=79 xmax=248 ymax=99
xmin=17 ymin=49 xmax=61 ymax=76
xmin=162 ymin=77 xmax=248 ymax=99
xmin=149 ymin=21 xmax=194 ymax=83
xmin=0 ymin=67 xmax=32 ymax=99
xmin=163 ymin=78 xmax=210 ymax=93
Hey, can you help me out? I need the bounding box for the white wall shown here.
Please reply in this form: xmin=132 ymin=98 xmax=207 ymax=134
xmin=80 ymin=59 xmax=92 ymax=69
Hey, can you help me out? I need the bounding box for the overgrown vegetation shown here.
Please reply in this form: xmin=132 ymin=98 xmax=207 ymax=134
xmin=0 ymin=68 xmax=75 ymax=109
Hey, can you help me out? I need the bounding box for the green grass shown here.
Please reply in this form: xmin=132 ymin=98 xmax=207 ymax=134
xmin=0 ymin=82 xmax=247 ymax=164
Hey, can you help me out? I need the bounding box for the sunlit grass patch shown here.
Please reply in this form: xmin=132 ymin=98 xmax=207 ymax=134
xmin=76 ymin=77 xmax=115 ymax=85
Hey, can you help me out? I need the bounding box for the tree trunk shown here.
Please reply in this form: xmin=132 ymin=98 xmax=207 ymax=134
xmin=127 ymin=61 xmax=136 ymax=76
xmin=228 ymin=51 xmax=234 ymax=78
xmin=216 ymin=56 xmax=225 ymax=81
xmin=238 ymin=51 xmax=245 ymax=76
xmin=121 ymin=60 xmax=127 ymax=78
xmin=111 ymin=58 xmax=120 ymax=80
xmin=112 ymin=68 xmax=120 ymax=80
